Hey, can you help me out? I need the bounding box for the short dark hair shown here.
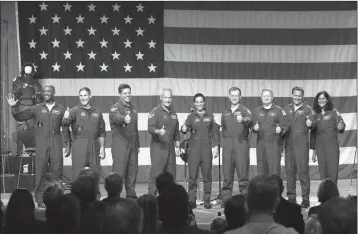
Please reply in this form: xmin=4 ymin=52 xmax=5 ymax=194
xmin=246 ymin=175 xmax=279 ymax=212
xmin=105 ymin=173 xmax=123 ymax=197
xmin=318 ymin=197 xmax=357 ymax=234
xmin=118 ymin=84 xmax=131 ymax=94
xmin=79 ymin=87 xmax=91 ymax=95
xmin=157 ymin=183 xmax=189 ymax=228
xmin=270 ymin=174 xmax=284 ymax=196
xmin=193 ymin=93 xmax=205 ymax=102
xmin=71 ymin=175 xmax=97 ymax=207
xmin=137 ymin=194 xmax=158 ymax=233
xmin=43 ymin=183 xmax=64 ymax=207
xmin=102 ymin=198 xmax=143 ymax=234
xmin=229 ymin=87 xmax=241 ymax=96
xmin=292 ymin=86 xmax=305 ymax=96
xmin=155 ymin=172 xmax=175 ymax=195
xmin=313 ymin=91 xmax=334 ymax=113
xmin=317 ymin=178 xmax=339 ymax=203
xmin=224 ymin=194 xmax=247 ymax=230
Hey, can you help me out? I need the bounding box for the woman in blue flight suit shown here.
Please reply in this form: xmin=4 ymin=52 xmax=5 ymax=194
xmin=310 ymin=91 xmax=345 ymax=184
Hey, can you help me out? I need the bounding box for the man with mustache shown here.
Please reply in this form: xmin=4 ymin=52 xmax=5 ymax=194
xmin=7 ymin=85 xmax=71 ymax=207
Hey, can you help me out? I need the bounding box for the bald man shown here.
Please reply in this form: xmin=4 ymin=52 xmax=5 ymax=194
xmin=7 ymin=85 xmax=71 ymax=207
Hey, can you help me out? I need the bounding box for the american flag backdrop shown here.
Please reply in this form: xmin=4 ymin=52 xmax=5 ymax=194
xmin=17 ymin=1 xmax=357 ymax=180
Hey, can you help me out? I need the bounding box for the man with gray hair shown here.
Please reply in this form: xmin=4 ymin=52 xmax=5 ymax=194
xmin=147 ymin=88 xmax=181 ymax=195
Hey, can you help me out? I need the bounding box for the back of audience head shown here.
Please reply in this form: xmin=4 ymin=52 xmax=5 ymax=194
xmin=105 ymin=172 xmax=123 ymax=197
xmin=137 ymin=194 xmax=159 ymax=232
xmin=3 ymin=189 xmax=35 ymax=234
xmin=224 ymin=194 xmax=247 ymax=230
xmin=71 ymin=175 xmax=97 ymax=208
xmin=0 ymin=200 xmax=4 ymax=233
xmin=246 ymin=174 xmax=280 ymax=215
xmin=316 ymin=197 xmax=357 ymax=234
xmin=43 ymin=183 xmax=64 ymax=208
xmin=46 ymin=194 xmax=81 ymax=234
xmin=157 ymin=183 xmax=189 ymax=229
xmin=317 ymin=178 xmax=339 ymax=203
xmin=155 ymin=171 xmax=175 ymax=195
xmin=270 ymin=174 xmax=284 ymax=196
xmin=210 ymin=212 xmax=227 ymax=234
xmin=102 ymin=198 xmax=143 ymax=234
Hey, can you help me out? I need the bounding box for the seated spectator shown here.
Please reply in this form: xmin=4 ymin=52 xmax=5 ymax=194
xmin=35 ymin=183 xmax=64 ymax=221
xmin=225 ymin=174 xmax=298 ymax=234
xmin=0 ymin=200 xmax=4 ymax=233
xmin=210 ymin=212 xmax=227 ymax=234
xmin=71 ymin=175 xmax=104 ymax=234
xmin=316 ymin=197 xmax=357 ymax=234
xmin=79 ymin=167 xmax=101 ymax=200
xmin=137 ymin=194 xmax=159 ymax=234
xmin=44 ymin=194 xmax=81 ymax=234
xmin=308 ymin=178 xmax=339 ymax=216
xmin=3 ymin=189 xmax=42 ymax=234
xmin=271 ymin=174 xmax=304 ymax=234
xmin=224 ymin=194 xmax=247 ymax=231
xmin=102 ymin=198 xmax=143 ymax=234
xmin=101 ymin=172 xmax=124 ymax=205
xmin=157 ymin=183 xmax=212 ymax=234
xmin=347 ymin=195 xmax=357 ymax=203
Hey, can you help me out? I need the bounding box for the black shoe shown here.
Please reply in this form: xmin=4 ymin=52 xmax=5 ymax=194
xmin=301 ymin=200 xmax=310 ymax=208
xmin=204 ymin=201 xmax=212 ymax=209
xmin=190 ymin=201 xmax=197 ymax=209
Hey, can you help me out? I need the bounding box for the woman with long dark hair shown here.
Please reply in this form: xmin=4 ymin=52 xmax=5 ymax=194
xmin=137 ymin=194 xmax=159 ymax=233
xmin=311 ymin=91 xmax=345 ymax=184
xmin=3 ymin=189 xmax=42 ymax=234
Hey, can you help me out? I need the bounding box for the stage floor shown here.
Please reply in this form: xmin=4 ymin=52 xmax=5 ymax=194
xmin=0 ymin=179 xmax=356 ymax=229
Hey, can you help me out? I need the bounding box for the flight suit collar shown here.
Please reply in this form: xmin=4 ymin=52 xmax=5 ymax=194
xmin=118 ymin=98 xmax=131 ymax=107
xmin=193 ymin=108 xmax=208 ymax=116
xmin=227 ymin=104 xmax=242 ymax=114
xmin=260 ymin=103 xmax=276 ymax=110
xmin=39 ymin=100 xmax=58 ymax=108
xmin=160 ymin=104 xmax=173 ymax=113
xmin=79 ymin=103 xmax=94 ymax=110
xmin=288 ymin=102 xmax=307 ymax=111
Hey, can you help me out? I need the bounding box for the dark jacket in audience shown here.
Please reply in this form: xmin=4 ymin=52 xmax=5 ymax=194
xmin=308 ymin=178 xmax=339 ymax=216
xmin=274 ymin=197 xmax=305 ymax=234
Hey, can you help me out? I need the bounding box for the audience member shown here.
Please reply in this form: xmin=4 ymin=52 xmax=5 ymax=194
xmin=308 ymin=178 xmax=339 ymax=216
xmin=137 ymin=194 xmax=160 ymax=234
xmin=3 ymin=189 xmax=42 ymax=234
xmin=224 ymin=194 xmax=246 ymax=231
xmin=0 ymin=200 xmax=4 ymax=233
xmin=347 ymin=195 xmax=357 ymax=203
xmin=35 ymin=183 xmax=64 ymax=221
xmin=102 ymin=198 xmax=143 ymax=234
xmin=79 ymin=167 xmax=101 ymax=199
xmin=44 ymin=194 xmax=81 ymax=234
xmin=210 ymin=212 xmax=227 ymax=234
xmin=157 ymin=183 xmax=212 ymax=234
xmin=271 ymin=174 xmax=304 ymax=234
xmin=316 ymin=197 xmax=357 ymax=234
xmin=225 ymin=174 xmax=298 ymax=234
xmin=155 ymin=171 xmax=175 ymax=195
xmin=102 ymin=172 xmax=124 ymax=205
xmin=71 ymin=175 xmax=104 ymax=234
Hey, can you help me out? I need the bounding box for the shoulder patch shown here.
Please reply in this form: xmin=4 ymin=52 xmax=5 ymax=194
xmin=148 ymin=112 xmax=154 ymax=119
xmin=110 ymin=107 xmax=118 ymax=112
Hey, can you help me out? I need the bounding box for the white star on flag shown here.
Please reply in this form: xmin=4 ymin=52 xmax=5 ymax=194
xmin=148 ymin=40 xmax=156 ymax=49
xmin=100 ymin=15 xmax=109 ymax=24
xmin=28 ymin=15 xmax=36 ymax=24
xmin=76 ymin=62 xmax=85 ymax=72
xmin=76 ymin=39 xmax=85 ymax=48
xmin=52 ymin=15 xmax=61 ymax=23
xmin=39 ymin=51 xmax=48 ymax=60
xmin=136 ymin=3 xmax=145 ymax=12
xmin=124 ymin=15 xmax=133 ymax=24
xmin=64 ymin=50 xmax=72 ymax=59
xmin=63 ymin=26 xmax=72 ymax=35
xmin=63 ymin=2 xmax=72 ymax=11
xmin=148 ymin=16 xmax=156 ymax=24
xmin=51 ymin=39 xmax=60 ymax=48
xmin=99 ymin=39 xmax=108 ymax=48
xmin=124 ymin=63 xmax=133 ymax=72
xmin=111 ymin=51 xmax=120 ymax=60
xmin=111 ymin=27 xmax=120 ymax=36
xmin=148 ymin=63 xmax=157 ymax=72
xmin=39 ymin=26 xmax=48 ymax=35
xmin=135 ymin=51 xmax=144 ymax=60
xmin=88 ymin=51 xmax=97 ymax=60
xmin=112 ymin=3 xmax=120 ymax=11
xmin=39 ymin=2 xmax=48 ymax=11
xmin=124 ymin=39 xmax=133 ymax=48
xmin=76 ymin=15 xmax=85 ymax=23
xmin=29 ymin=39 xmax=37 ymax=49
xmin=88 ymin=27 xmax=96 ymax=35
xmin=135 ymin=27 xmax=145 ymax=36
xmin=52 ymin=62 xmax=61 ymax=72
xmin=100 ymin=63 xmax=109 ymax=72
xmin=88 ymin=3 xmax=96 ymax=12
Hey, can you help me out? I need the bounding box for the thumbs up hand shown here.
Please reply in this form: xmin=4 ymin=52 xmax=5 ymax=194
xmin=253 ymin=121 xmax=259 ymax=131
xmin=159 ymin=126 xmax=166 ymax=136
xmin=181 ymin=125 xmax=188 ymax=133
xmin=337 ymin=120 xmax=344 ymax=131
xmin=306 ymin=116 xmax=312 ymax=127
xmin=276 ymin=124 xmax=282 ymax=134
xmin=64 ymin=107 xmax=70 ymax=118
xmin=124 ymin=111 xmax=131 ymax=124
